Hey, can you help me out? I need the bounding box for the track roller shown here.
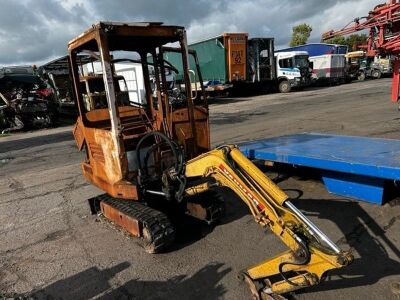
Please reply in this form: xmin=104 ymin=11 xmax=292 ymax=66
xmin=89 ymin=194 xmax=175 ymax=253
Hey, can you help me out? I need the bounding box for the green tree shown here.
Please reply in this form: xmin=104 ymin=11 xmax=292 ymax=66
xmin=346 ymin=34 xmax=368 ymax=51
xmin=324 ymin=34 xmax=368 ymax=51
xmin=323 ymin=36 xmax=346 ymax=46
xmin=289 ymin=23 xmax=312 ymax=47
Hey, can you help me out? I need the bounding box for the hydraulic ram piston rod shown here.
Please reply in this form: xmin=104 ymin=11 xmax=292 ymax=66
xmin=284 ymin=200 xmax=341 ymax=254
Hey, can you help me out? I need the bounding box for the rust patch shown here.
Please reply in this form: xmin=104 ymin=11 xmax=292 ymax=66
xmin=94 ymin=129 xmax=122 ymax=184
xmin=100 ymin=201 xmax=140 ymax=237
xmin=73 ymin=118 xmax=85 ymax=151
xmin=186 ymin=202 xmax=207 ymax=221
xmin=89 ymin=142 xmax=105 ymax=162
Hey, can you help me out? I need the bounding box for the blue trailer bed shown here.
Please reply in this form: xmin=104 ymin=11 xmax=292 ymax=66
xmin=239 ymin=133 xmax=400 ymax=204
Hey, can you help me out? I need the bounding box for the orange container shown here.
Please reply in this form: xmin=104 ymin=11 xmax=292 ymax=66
xmin=223 ymin=33 xmax=248 ymax=82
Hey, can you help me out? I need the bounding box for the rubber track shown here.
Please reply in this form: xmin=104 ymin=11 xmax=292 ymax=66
xmin=97 ymin=194 xmax=175 ymax=253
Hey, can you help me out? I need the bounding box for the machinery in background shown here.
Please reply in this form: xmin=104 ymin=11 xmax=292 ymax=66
xmin=344 ymin=51 xmax=391 ymax=82
xmin=374 ymin=56 xmax=393 ymax=76
xmin=39 ymin=55 xmax=96 ymax=117
xmin=0 ymin=66 xmax=59 ymax=133
xmin=0 ymin=89 xmax=55 ymax=133
xmin=40 ymin=57 xmax=77 ymax=117
xmin=70 ymin=22 xmax=352 ymax=299
xmin=322 ymin=0 xmax=400 ymax=104
xmin=345 ymin=51 xmax=369 ymax=82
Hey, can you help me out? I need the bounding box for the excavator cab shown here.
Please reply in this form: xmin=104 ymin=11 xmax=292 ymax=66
xmin=70 ymin=22 xmax=209 ymax=200
xmin=70 ymin=22 xmax=352 ymax=299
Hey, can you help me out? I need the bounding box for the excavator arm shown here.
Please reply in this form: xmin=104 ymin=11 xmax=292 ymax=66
xmin=184 ymin=145 xmax=353 ymax=298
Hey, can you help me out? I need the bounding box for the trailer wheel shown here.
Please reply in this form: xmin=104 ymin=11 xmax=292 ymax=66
xmin=278 ymin=80 xmax=291 ymax=93
xmin=371 ymin=69 xmax=381 ymax=79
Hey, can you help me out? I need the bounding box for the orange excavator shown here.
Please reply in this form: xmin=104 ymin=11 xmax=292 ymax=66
xmin=70 ymin=22 xmax=352 ymax=299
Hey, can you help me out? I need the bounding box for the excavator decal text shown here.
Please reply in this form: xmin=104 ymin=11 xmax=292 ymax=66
xmin=218 ymin=164 xmax=265 ymax=211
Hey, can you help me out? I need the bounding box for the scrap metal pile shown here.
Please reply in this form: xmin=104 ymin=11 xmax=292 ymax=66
xmin=0 ymin=66 xmax=59 ymax=133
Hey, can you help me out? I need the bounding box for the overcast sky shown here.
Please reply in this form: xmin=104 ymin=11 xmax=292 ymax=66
xmin=0 ymin=0 xmax=382 ymax=65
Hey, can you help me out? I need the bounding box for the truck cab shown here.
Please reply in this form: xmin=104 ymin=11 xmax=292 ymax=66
xmin=275 ymin=51 xmax=311 ymax=92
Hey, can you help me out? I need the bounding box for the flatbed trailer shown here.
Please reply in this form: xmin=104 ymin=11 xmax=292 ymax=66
xmin=239 ymin=133 xmax=400 ymax=205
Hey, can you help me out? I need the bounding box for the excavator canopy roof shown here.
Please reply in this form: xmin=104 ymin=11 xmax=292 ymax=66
xmin=68 ymin=21 xmax=185 ymax=52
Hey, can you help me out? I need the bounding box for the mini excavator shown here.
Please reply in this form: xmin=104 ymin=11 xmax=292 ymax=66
xmin=69 ymin=22 xmax=352 ymax=299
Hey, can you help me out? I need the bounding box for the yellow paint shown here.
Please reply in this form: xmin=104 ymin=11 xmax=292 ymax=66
xmin=185 ymin=145 xmax=352 ymax=297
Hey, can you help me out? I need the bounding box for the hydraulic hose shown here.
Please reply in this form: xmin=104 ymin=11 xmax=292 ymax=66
xmin=136 ymin=131 xmax=182 ymax=175
xmin=135 ymin=131 xmax=186 ymax=201
xmin=142 ymin=139 xmax=185 ymax=177
xmin=278 ymin=234 xmax=311 ymax=287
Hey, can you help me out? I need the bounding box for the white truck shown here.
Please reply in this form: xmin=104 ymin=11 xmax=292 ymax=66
xmin=309 ymin=54 xmax=346 ymax=85
xmin=274 ymin=51 xmax=312 ymax=92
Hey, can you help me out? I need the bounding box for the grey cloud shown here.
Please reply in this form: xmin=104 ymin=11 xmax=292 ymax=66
xmin=185 ymin=0 xmax=379 ymax=47
xmin=0 ymin=0 xmax=91 ymax=64
xmin=90 ymin=0 xmax=229 ymax=25
xmin=283 ymin=0 xmax=350 ymax=22
xmin=0 ymin=0 xmax=383 ymax=65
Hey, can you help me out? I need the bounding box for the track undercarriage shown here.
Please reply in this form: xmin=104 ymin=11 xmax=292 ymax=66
xmin=89 ymin=188 xmax=225 ymax=253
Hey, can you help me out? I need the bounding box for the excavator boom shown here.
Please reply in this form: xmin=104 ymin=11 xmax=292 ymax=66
xmin=185 ymin=145 xmax=352 ymax=298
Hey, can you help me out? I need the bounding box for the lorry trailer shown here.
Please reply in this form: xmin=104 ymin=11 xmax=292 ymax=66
xmin=189 ymin=33 xmax=248 ymax=84
xmin=276 ymin=43 xmax=348 ymax=56
xmin=247 ymin=39 xmax=312 ymax=92
xmin=309 ymin=54 xmax=346 ymax=85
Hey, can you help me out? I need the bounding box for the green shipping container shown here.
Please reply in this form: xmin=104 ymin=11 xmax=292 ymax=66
xmin=163 ymin=51 xmax=198 ymax=83
xmin=190 ymin=38 xmax=226 ymax=83
xmin=164 ymin=37 xmax=226 ymax=84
